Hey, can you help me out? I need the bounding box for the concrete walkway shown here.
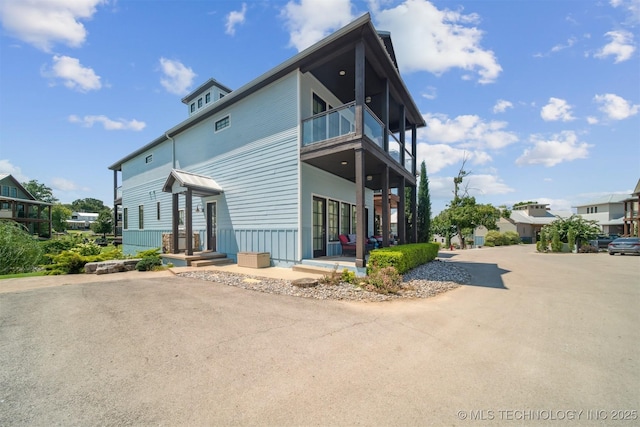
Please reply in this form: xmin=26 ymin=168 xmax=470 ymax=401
xmin=1 ymin=245 xmax=638 ymax=426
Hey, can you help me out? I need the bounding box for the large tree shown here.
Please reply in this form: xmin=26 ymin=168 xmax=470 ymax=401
xmin=22 ymin=179 xmax=58 ymax=203
xmin=71 ymin=198 xmax=108 ymax=213
xmin=416 ymin=160 xmax=432 ymax=243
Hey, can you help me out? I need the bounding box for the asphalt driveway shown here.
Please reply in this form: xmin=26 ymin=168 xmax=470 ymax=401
xmin=1 ymin=245 xmax=638 ymax=426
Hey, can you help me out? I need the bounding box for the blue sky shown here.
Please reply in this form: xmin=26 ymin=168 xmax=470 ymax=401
xmin=0 ymin=0 xmax=638 ymax=216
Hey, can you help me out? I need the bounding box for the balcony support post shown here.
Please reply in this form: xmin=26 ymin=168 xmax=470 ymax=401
xmin=411 ymin=126 xmax=417 ymax=176
xmin=354 ymin=40 xmax=365 ymax=138
xmin=355 ymin=148 xmax=367 ymax=268
xmin=381 ymin=165 xmax=390 ymax=247
xmin=398 ymin=177 xmax=406 ymax=245
xmin=185 ymin=188 xmax=193 ymax=256
xmin=382 ymin=79 xmax=389 ymax=152
xmin=399 ymin=104 xmax=406 ymax=166
xmin=172 ymin=193 xmax=179 ymax=254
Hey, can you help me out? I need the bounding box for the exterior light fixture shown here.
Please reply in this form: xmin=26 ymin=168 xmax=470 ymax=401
xmin=195 ymin=204 xmax=203 ymax=212
xmin=366 ymin=175 xmax=373 ymax=181
xmin=339 ymin=70 xmax=346 ymax=76
xmin=341 ymin=161 xmax=348 ymax=165
xmin=365 ymin=96 xmax=371 ymax=103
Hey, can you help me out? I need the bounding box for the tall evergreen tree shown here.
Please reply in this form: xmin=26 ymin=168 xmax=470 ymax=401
xmin=416 ymin=161 xmax=432 ymax=243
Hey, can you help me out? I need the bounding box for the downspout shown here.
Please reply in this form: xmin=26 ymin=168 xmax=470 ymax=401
xmin=166 ymin=132 xmax=176 ymax=168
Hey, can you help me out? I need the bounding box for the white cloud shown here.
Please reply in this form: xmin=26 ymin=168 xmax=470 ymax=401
xmin=610 ymin=0 xmax=640 ymax=24
xmin=225 ymin=3 xmax=247 ymax=36
xmin=421 ymin=86 xmax=437 ymax=100
xmin=68 ymin=115 xmax=146 ymax=131
xmin=586 ymin=116 xmax=599 ymax=124
xmin=493 ymin=99 xmax=513 ymax=113
xmin=421 ymin=113 xmax=518 ymax=150
xmin=159 ymin=58 xmax=196 ymax=95
xmin=593 ymin=93 xmax=639 ymax=120
xmin=416 ymin=143 xmax=493 ymax=175
xmin=594 ymin=30 xmax=636 ymax=63
xmin=0 ymin=0 xmax=105 ymax=52
xmin=42 ymin=55 xmax=102 ymax=92
xmin=0 ymin=159 xmax=28 ymax=182
xmin=281 ymin=0 xmax=354 ymax=51
xmin=516 ymin=131 xmax=592 ymax=167
xmin=540 ymin=97 xmax=575 ymax=122
xmin=464 ymin=174 xmax=515 ymax=196
xmin=51 ymin=177 xmax=80 ymax=192
xmin=374 ymin=0 xmax=502 ymax=83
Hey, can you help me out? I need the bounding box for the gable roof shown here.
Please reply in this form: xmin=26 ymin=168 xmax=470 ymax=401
xmin=573 ymin=193 xmax=629 ymax=207
xmin=109 ymin=13 xmax=424 ymax=172
xmin=0 ymin=173 xmax=37 ymax=201
xmin=162 ymin=169 xmax=223 ymax=196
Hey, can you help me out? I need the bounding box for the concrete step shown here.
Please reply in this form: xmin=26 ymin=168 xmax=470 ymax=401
xmin=291 ymin=265 xmax=336 ymax=276
xmin=190 ymin=258 xmax=235 ymax=267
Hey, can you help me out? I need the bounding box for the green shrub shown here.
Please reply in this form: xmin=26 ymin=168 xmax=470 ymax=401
xmin=135 ymin=256 xmax=162 ymax=271
xmin=362 ymin=265 xmax=402 ymax=295
xmin=70 ymin=242 xmax=102 ymax=256
xmin=340 ymin=268 xmax=357 ymax=284
xmin=40 ymin=234 xmax=82 ymax=256
xmin=567 ymin=228 xmax=576 ymax=250
xmin=484 ymin=230 xmax=504 ymax=246
xmin=0 ymin=220 xmax=43 ymax=274
xmin=44 ymin=250 xmax=101 ymax=275
xmin=367 ymin=243 xmax=439 ymax=275
xmin=503 ymin=231 xmax=521 ymax=245
xmin=135 ymin=247 xmax=161 ymax=258
xmin=551 ymin=230 xmax=562 ymax=253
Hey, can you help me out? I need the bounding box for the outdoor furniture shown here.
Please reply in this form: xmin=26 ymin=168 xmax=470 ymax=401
xmin=339 ymin=234 xmax=375 ymax=256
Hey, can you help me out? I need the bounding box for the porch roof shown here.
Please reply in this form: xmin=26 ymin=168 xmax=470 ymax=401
xmin=162 ymin=169 xmax=223 ymax=197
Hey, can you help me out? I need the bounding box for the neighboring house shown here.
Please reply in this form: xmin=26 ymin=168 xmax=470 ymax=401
xmin=623 ymin=179 xmax=640 ymax=237
xmin=474 ymin=203 xmax=571 ymax=245
xmin=66 ymin=212 xmax=99 ymax=230
xmin=108 ymin=14 xmax=425 ymax=269
xmin=0 ymin=173 xmax=52 ymax=237
xmin=573 ymin=194 xmax=626 ymax=236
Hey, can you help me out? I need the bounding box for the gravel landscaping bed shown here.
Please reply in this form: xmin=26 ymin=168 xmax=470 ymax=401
xmin=177 ymin=259 xmax=471 ymax=302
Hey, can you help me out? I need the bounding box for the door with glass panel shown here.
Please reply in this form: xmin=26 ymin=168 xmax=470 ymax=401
xmin=206 ymin=202 xmax=217 ymax=252
xmin=312 ymin=197 xmax=326 ymax=258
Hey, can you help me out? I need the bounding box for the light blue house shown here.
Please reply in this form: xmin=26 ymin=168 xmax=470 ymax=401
xmin=108 ymin=14 xmax=425 ymax=269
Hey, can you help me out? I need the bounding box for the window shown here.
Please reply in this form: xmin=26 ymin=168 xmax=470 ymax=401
xmin=157 ymin=202 xmax=161 ymax=220
xmin=215 ymin=115 xmax=230 ymax=131
xmin=352 ymin=206 xmax=357 ymax=234
xmin=219 ymin=93 xmax=225 ymax=99
xmin=190 ymin=103 xmax=195 ymax=113
xmin=138 ymin=205 xmax=144 ymax=229
xmin=123 ymin=208 xmax=128 ymax=229
xmin=198 ymin=98 xmax=203 ymax=108
xmin=205 ymin=93 xmax=211 ymax=103
xmin=1 ymin=186 xmax=8 ymax=197
xmin=340 ymin=202 xmax=350 ymax=235
xmin=178 ymin=209 xmax=184 ymax=226
xmin=595 ymin=207 xmax=598 ymax=213
xmin=145 ymin=154 xmax=153 ymax=164
xmin=328 ymin=200 xmax=339 ymax=241
xmin=10 ymin=187 xmax=17 ymax=198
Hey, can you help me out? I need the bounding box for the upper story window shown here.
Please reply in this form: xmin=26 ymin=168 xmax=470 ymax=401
xmin=219 ymin=93 xmax=225 ymax=99
xmin=145 ymin=154 xmax=153 ymax=164
xmin=198 ymin=98 xmax=203 ymax=108
xmin=1 ymin=185 xmax=9 ymax=197
xmin=205 ymin=93 xmax=211 ymax=103
xmin=215 ymin=115 xmax=230 ymax=132
xmin=190 ymin=103 xmax=195 ymax=113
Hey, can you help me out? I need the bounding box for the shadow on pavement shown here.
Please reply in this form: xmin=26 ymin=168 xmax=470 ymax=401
xmin=437 ymin=252 xmax=510 ymax=289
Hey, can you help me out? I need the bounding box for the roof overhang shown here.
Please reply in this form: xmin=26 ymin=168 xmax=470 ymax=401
xmin=162 ymin=169 xmax=223 ymax=197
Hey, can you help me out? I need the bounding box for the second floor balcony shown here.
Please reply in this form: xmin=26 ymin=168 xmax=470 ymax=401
xmin=301 ymin=102 xmax=414 ymax=175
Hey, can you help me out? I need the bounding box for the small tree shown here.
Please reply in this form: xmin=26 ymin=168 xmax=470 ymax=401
xmin=416 ymin=161 xmax=432 ymax=243
xmin=52 ymin=204 xmax=72 ymax=232
xmin=567 ymin=228 xmax=576 ymax=251
xmin=0 ymin=220 xmax=43 ymax=274
xmin=91 ymin=210 xmax=113 ymax=238
xmin=22 ymin=180 xmax=58 ymax=204
xmin=551 ymin=229 xmax=562 ymax=252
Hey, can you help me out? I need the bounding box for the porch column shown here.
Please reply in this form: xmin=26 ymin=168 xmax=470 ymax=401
xmin=411 ymin=126 xmax=417 ymax=176
xmin=185 ymin=188 xmax=193 ymax=256
xmin=398 ymin=105 xmax=406 ymax=166
xmin=112 ymin=170 xmax=118 ymax=237
xmin=398 ymin=177 xmax=406 ymax=244
xmin=354 ymin=40 xmax=365 ymax=137
xmin=355 ymin=148 xmax=366 ymax=268
xmin=410 ymin=185 xmax=417 ymax=243
xmin=381 ymin=165 xmax=390 ymax=247
xmin=382 ymin=79 xmax=389 ymax=152
xmin=172 ymin=193 xmax=179 ymax=254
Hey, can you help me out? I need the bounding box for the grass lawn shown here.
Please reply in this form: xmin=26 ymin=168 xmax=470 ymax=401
xmin=0 ymin=271 xmax=48 ymax=280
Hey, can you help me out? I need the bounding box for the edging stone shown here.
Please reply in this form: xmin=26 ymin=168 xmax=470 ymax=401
xmin=85 ymin=259 xmax=141 ymax=275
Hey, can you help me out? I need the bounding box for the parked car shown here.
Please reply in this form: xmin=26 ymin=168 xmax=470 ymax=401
xmin=589 ymin=235 xmax=619 ymax=249
xmin=608 ymin=237 xmax=640 ymax=256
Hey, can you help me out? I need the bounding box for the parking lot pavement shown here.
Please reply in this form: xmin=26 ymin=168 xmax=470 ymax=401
xmin=1 ymin=245 xmax=638 ymax=426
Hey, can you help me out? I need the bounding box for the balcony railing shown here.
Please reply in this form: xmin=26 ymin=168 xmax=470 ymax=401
xmin=301 ymin=101 xmax=413 ymax=174
xmin=302 ymin=102 xmax=355 ymax=146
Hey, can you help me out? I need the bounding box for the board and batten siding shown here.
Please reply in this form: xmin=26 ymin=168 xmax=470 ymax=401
xmin=300 ymin=163 xmax=374 ymax=258
xmin=119 ymin=71 xmax=301 ymax=263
